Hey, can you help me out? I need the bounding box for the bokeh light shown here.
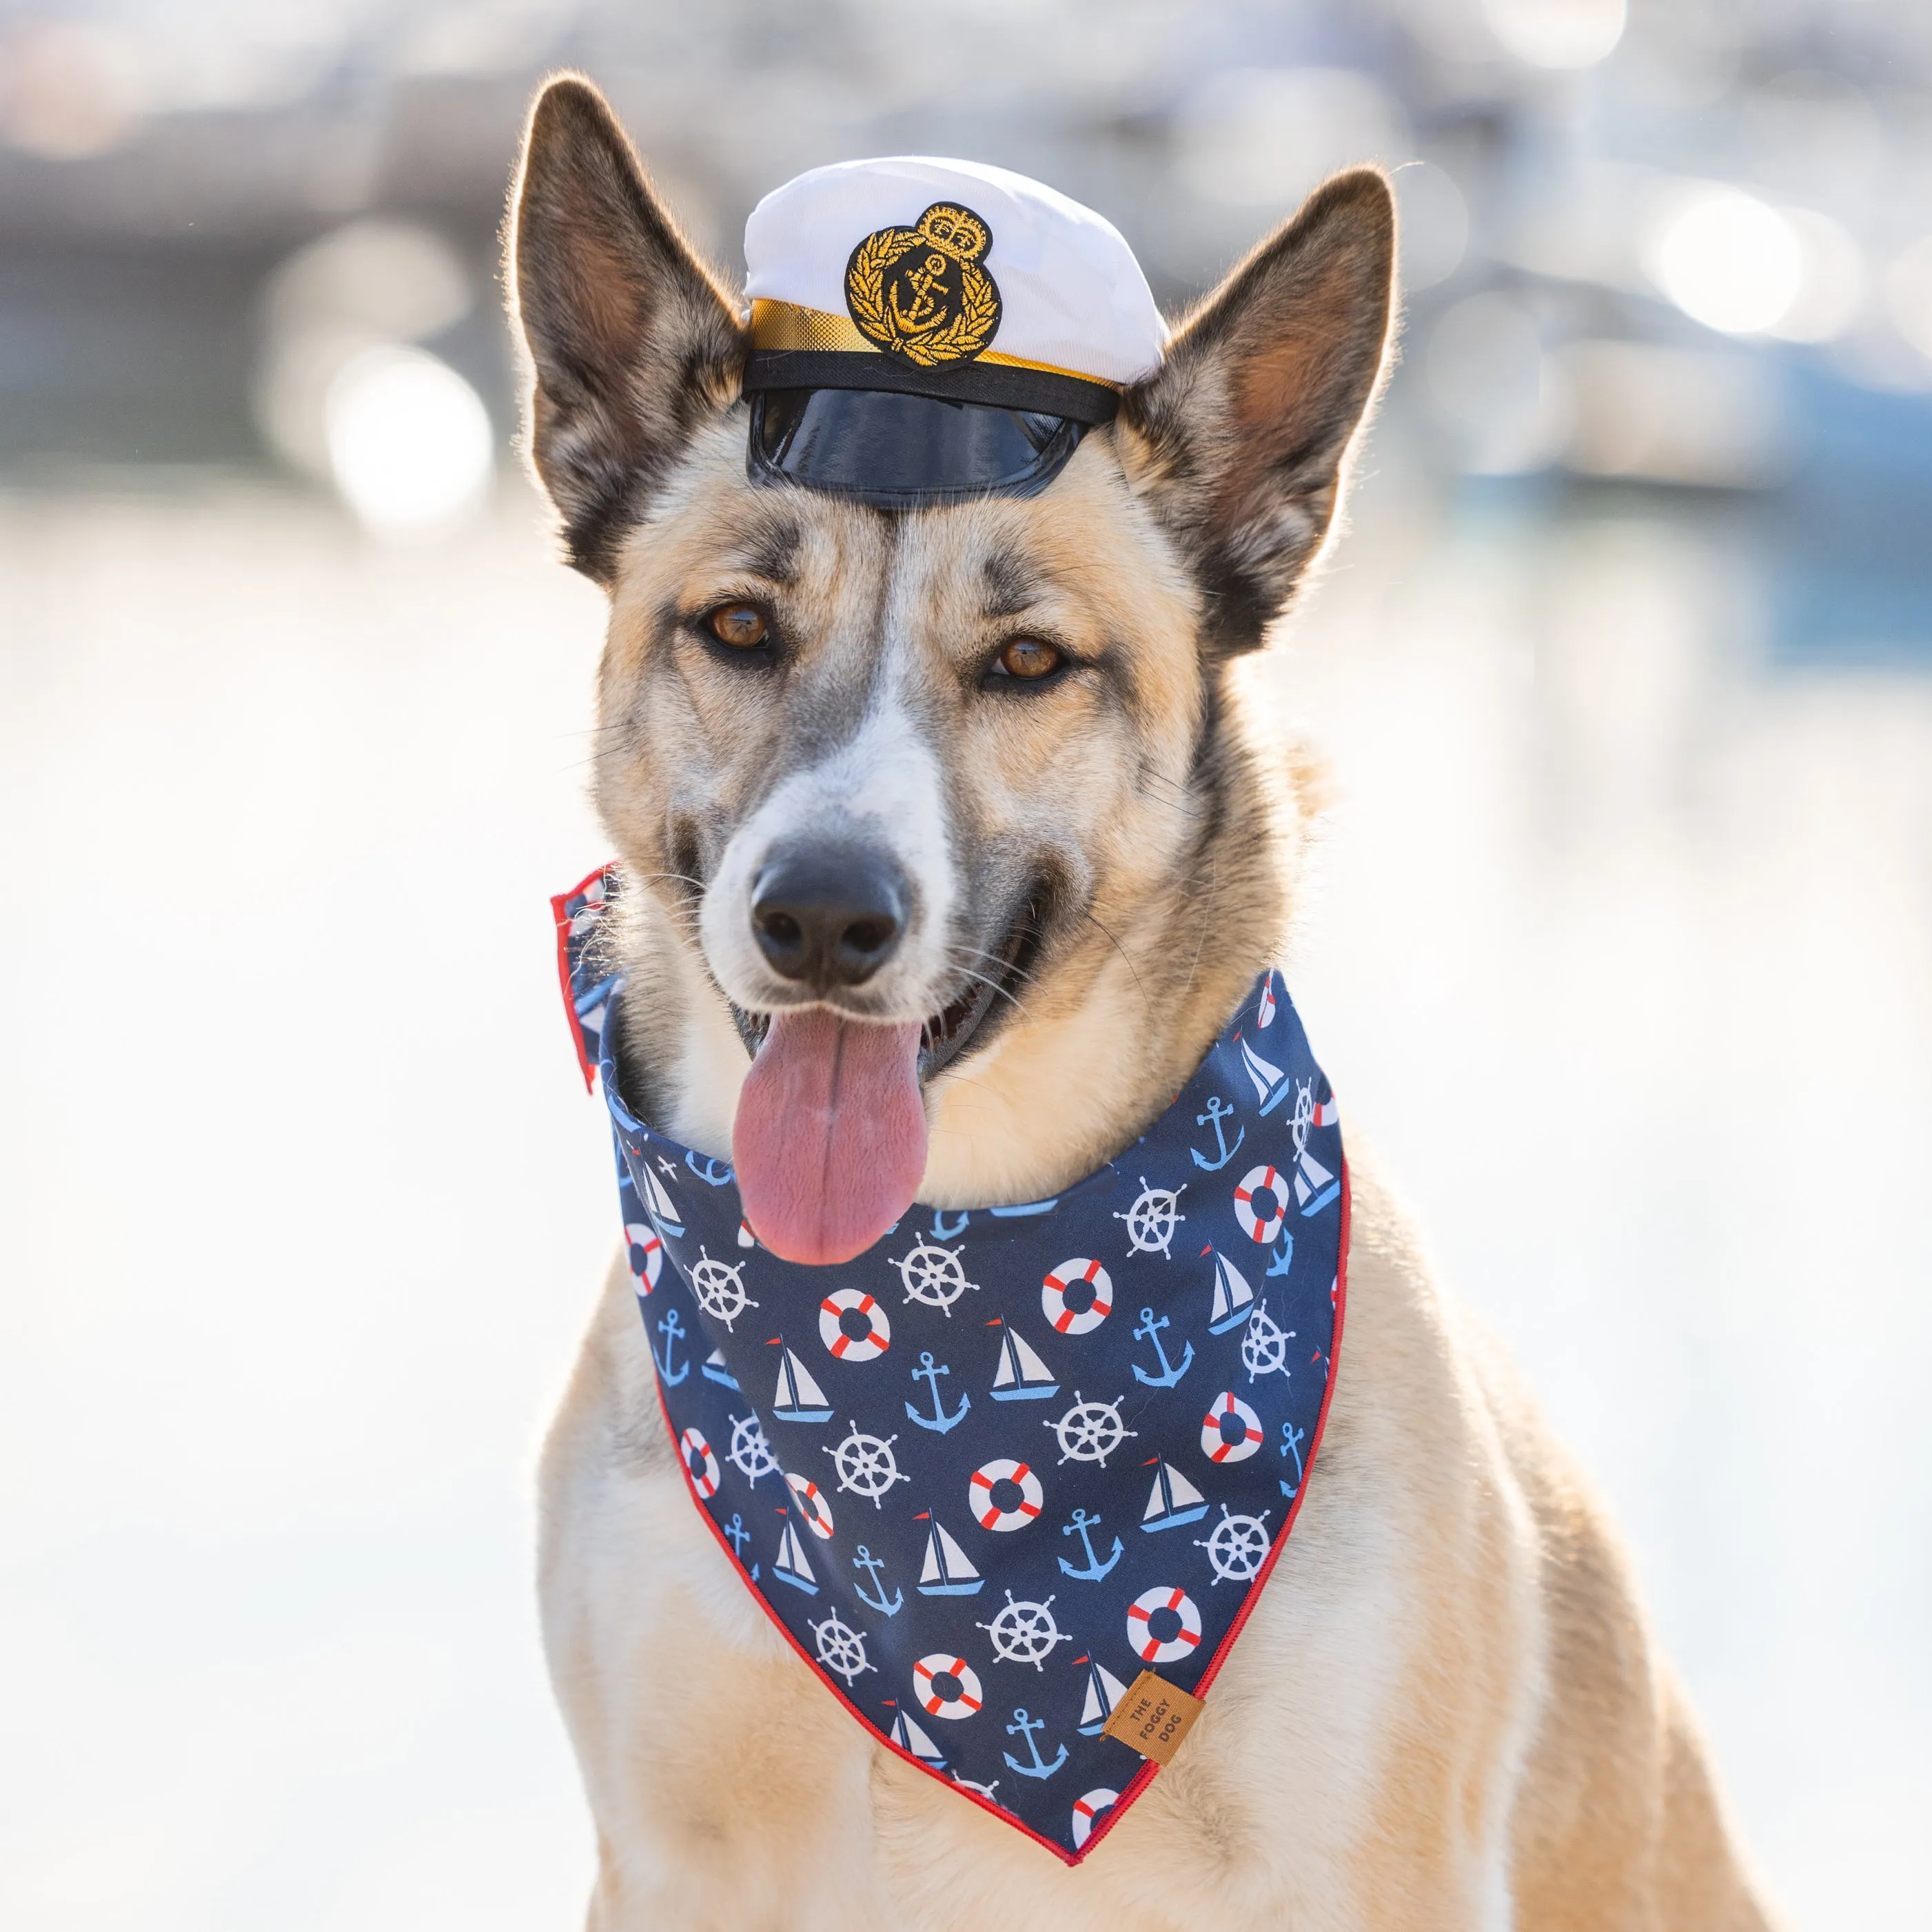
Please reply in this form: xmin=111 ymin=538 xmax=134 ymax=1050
xmin=323 ymin=345 xmax=494 ymax=538
xmin=0 ymin=21 xmax=143 ymax=158
xmin=1643 ymin=183 xmax=1804 ymax=336
xmin=1884 ymin=237 xmax=1932 ymax=363
xmin=1481 ymin=0 xmax=1627 ymax=70
xmin=1770 ymin=208 xmax=1866 ymax=344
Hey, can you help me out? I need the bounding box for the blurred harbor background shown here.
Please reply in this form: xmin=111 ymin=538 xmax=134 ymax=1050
xmin=3 ymin=1 xmax=1929 ymax=1927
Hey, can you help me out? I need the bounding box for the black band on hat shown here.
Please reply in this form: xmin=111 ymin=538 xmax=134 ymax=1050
xmin=743 ymin=349 xmax=1120 ymax=426
xmin=746 ymin=388 xmax=1090 ymax=509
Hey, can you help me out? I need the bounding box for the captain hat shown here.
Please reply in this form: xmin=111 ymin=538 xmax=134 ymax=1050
xmin=741 ymin=156 xmax=1167 ymax=509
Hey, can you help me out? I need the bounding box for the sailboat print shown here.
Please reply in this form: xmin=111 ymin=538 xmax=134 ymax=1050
xmin=637 ymin=1159 xmax=686 ymax=1237
xmin=700 ymin=1348 xmax=739 ymax=1390
xmin=1294 ymin=1142 xmax=1339 ymax=1215
xmin=1140 ymin=1456 xmax=1210 ymax=1532
xmin=989 ymin=1324 xmax=1060 ymax=1402
xmin=915 ymin=1514 xmax=984 ymax=1596
xmin=1238 ymin=1035 xmax=1292 ymax=1116
xmin=1077 ymin=1658 xmax=1130 ymax=1736
xmin=1206 ymin=1249 xmax=1257 ymax=1335
xmin=773 ymin=1516 xmax=819 ymax=1595
xmin=1290 ymin=1084 xmax=1343 ymax=1216
xmin=772 ymin=1345 xmax=833 ymax=1423
xmin=891 ymin=1707 xmax=948 ymax=1770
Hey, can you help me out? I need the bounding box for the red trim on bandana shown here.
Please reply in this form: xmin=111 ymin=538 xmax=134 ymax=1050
xmin=551 ymin=864 xmax=611 ymax=1093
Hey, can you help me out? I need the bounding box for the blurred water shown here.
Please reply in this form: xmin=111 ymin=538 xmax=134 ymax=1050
xmin=2 ymin=468 xmax=1929 ymax=1930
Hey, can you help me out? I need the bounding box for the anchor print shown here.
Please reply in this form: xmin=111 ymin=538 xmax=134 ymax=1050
xmin=1265 ymin=1230 xmax=1296 ymax=1279
xmin=931 ymin=1210 xmax=970 ymax=1242
xmin=1279 ymin=1420 xmax=1307 ymax=1498
xmin=652 ymin=1307 xmax=689 ymax=1385
xmin=1129 ymin=1306 xmax=1194 ymax=1389
xmin=685 ymin=1151 xmax=734 ymax=1186
xmin=905 ymin=1351 xmax=971 ymax=1434
xmin=852 ymin=1545 xmax=904 ymax=1618
xmin=1001 ymin=1708 xmax=1068 ymax=1780
xmin=1057 ymin=1507 xmax=1123 ymax=1583
xmin=724 ymin=1512 xmax=751 ymax=1560
xmin=1190 ymin=1095 xmax=1246 ymax=1172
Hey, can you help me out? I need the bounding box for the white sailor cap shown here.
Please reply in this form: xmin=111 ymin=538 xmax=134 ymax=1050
xmin=741 ymin=156 xmax=1166 ymax=508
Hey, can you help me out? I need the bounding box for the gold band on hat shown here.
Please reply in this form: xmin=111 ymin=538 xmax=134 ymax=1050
xmin=749 ymin=300 xmax=1121 ymax=391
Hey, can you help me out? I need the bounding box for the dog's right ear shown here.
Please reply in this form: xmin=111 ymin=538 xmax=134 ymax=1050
xmin=509 ymin=76 xmax=746 ymax=582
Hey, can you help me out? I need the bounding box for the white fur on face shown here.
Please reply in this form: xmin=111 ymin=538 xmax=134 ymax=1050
xmin=697 ymin=666 xmax=957 ymax=1023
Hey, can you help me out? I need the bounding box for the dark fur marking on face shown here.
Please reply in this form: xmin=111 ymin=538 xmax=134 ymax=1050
xmin=1088 ymin=641 xmax=1146 ymax=729
xmin=981 ymin=543 xmax=1048 ymax=621
xmin=731 ymin=518 xmax=803 ymax=587
xmin=651 ymin=596 xmax=697 ymax=666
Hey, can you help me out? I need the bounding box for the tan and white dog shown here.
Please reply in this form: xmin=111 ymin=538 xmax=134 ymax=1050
xmin=511 ymin=75 xmax=1776 ymax=1932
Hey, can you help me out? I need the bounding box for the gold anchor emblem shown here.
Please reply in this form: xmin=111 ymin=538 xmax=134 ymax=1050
xmin=844 ymin=202 xmax=1001 ymax=367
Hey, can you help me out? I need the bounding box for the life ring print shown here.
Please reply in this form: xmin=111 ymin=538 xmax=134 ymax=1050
xmin=1070 ymin=1788 xmax=1119 ymax=1850
xmin=913 ymin=1653 xmax=984 ymax=1720
xmin=785 ymin=1471 xmax=835 ymax=1540
xmin=624 ymin=1221 xmax=662 ymax=1296
xmin=968 ymin=1457 xmax=1044 ymax=1532
xmin=679 ymin=1426 xmax=720 ymax=1499
xmin=1201 ymin=1390 xmax=1265 ymax=1463
xmin=1127 ymin=1585 xmax=1203 ymax=1665
xmin=1232 ymin=1164 xmax=1289 ymax=1245
xmin=818 ymin=1285 xmax=891 ymax=1362
xmin=1041 ymin=1257 xmax=1113 ymax=1336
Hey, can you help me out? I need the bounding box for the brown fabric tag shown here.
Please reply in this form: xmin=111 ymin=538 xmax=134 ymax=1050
xmin=1099 ymin=1669 xmax=1206 ymax=1765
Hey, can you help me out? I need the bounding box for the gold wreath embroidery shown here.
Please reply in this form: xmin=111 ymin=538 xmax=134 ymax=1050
xmin=844 ymin=202 xmax=1002 ymax=367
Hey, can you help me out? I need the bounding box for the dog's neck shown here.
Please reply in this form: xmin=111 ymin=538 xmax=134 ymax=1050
xmin=611 ymin=671 xmax=1301 ymax=1209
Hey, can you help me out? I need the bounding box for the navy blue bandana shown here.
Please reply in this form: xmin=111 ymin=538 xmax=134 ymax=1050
xmin=552 ymin=868 xmax=1349 ymax=1864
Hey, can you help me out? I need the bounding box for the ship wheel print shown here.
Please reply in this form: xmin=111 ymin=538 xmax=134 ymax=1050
xmin=1194 ymin=1504 xmax=1272 ymax=1586
xmin=726 ymin=1411 xmax=780 ymax=1485
xmin=1044 ymin=1390 xmax=1138 ymax=1467
xmin=809 ymin=1610 xmax=875 ymax=1686
xmin=975 ymin=1589 xmax=1075 ymax=1671
xmin=891 ymin=1236 xmax=979 ymax=1316
xmin=1241 ymin=1302 xmax=1294 ymax=1383
xmin=690 ymin=1246 xmax=758 ymax=1330
xmin=823 ymin=1421 xmax=911 ymax=1507
xmin=1114 ymin=1176 xmax=1186 ymax=1257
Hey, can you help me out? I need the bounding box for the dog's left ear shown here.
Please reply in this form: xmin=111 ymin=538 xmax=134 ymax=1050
xmin=1119 ymin=169 xmax=1395 ymax=655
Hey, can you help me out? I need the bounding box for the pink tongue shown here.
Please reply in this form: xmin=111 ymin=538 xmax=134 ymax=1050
xmin=733 ymin=1009 xmax=927 ymax=1266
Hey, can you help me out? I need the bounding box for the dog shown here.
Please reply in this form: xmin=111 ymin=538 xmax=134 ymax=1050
xmin=509 ymin=74 xmax=1776 ymax=1931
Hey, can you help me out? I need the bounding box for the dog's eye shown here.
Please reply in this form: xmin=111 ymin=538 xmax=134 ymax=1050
xmin=706 ymin=603 xmax=769 ymax=649
xmin=992 ymin=638 xmax=1062 ymax=681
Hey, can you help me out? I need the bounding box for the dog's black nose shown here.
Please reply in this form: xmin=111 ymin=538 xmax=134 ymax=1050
xmin=751 ymin=848 xmax=908 ymax=989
